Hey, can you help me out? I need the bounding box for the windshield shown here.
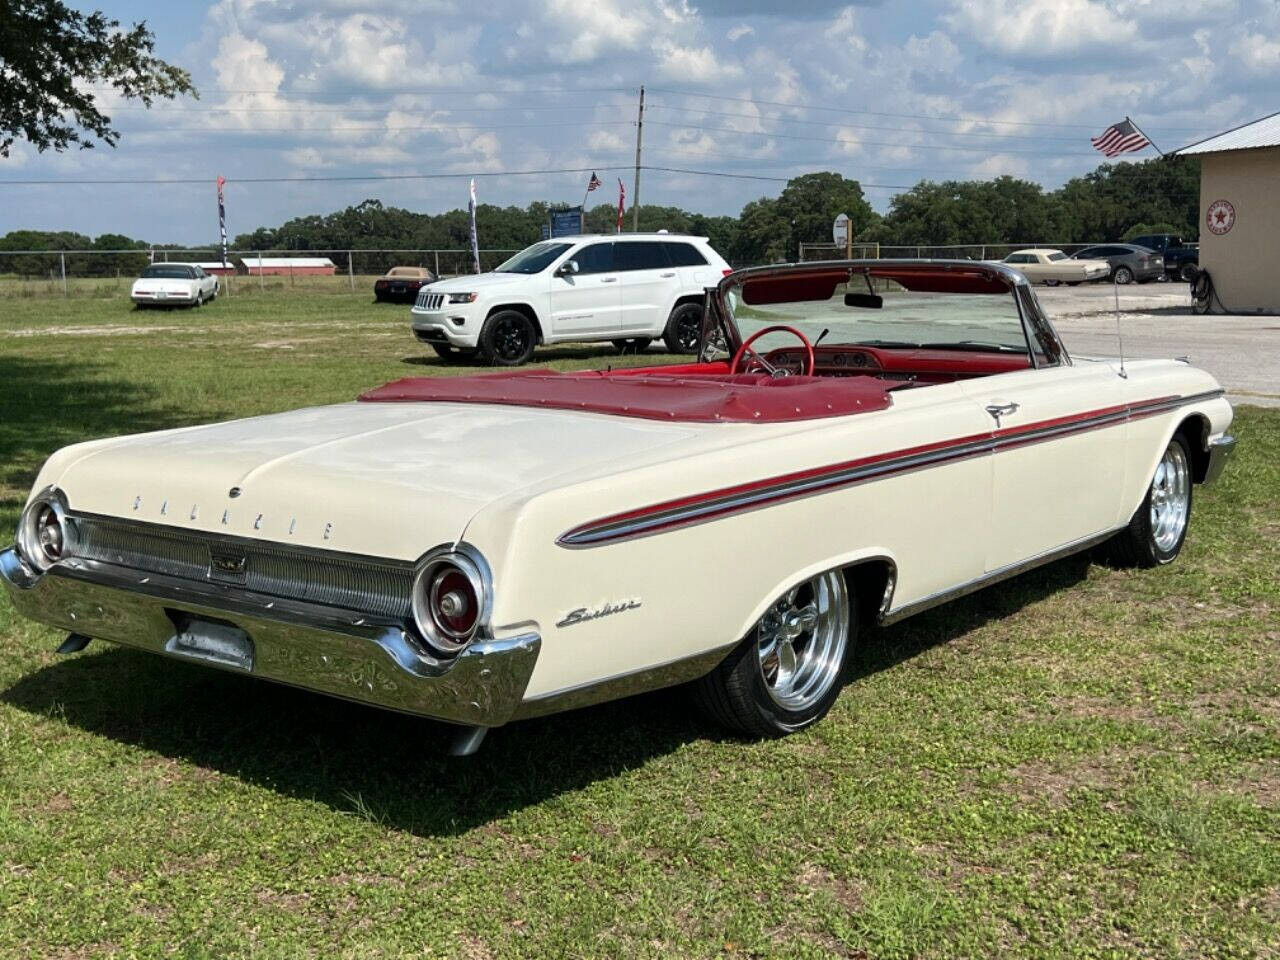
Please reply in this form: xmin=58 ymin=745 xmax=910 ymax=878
xmin=141 ymin=265 xmax=194 ymax=279
xmin=495 ymin=241 xmax=572 ymax=274
xmin=714 ymin=270 xmax=1031 ymax=359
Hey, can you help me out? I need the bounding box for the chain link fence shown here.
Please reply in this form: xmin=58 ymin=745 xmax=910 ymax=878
xmin=799 ymin=241 xmax=1111 ymax=262
xmin=0 ymin=248 xmax=524 ymax=300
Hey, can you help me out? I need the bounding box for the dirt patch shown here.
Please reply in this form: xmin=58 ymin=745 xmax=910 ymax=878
xmin=1000 ymin=747 xmax=1158 ymax=804
xmin=797 ymin=862 xmax=866 ymax=912
xmin=458 ymin=934 xmax=495 ymax=960
xmin=1196 ymin=760 xmax=1280 ymax=808
xmin=256 ymin=889 xmax=311 ymax=910
xmin=3 ymin=325 xmax=188 ymax=337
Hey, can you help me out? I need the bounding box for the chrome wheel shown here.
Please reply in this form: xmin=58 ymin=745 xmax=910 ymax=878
xmin=755 ymin=571 xmax=850 ymax=711
xmin=1149 ymin=441 xmax=1190 ymax=553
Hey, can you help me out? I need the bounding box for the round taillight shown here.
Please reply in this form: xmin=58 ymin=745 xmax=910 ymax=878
xmin=429 ymin=565 xmax=478 ymax=639
xmin=410 ymin=548 xmax=490 ymax=657
xmin=18 ymin=494 xmax=72 ymax=573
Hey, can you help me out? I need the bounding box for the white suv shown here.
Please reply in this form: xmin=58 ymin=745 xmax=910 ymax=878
xmin=409 ymin=233 xmax=732 ymax=365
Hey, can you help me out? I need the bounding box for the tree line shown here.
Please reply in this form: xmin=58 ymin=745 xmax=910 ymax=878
xmin=1 ymin=156 xmax=1201 ymax=275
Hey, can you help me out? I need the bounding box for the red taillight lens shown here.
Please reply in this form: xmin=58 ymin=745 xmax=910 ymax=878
xmin=429 ymin=565 xmax=478 ymax=639
xmin=410 ymin=549 xmax=490 ymax=656
xmin=722 ymin=269 xmax=733 ymax=277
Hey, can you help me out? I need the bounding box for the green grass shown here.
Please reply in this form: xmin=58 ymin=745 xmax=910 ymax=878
xmin=1 ymin=292 xmax=1277 ymax=959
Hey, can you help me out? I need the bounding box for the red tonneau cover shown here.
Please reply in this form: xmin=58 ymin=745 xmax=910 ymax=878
xmin=359 ymin=369 xmax=893 ymax=423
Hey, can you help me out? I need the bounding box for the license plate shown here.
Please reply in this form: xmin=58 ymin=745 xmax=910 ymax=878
xmin=156 ymin=291 xmax=167 ymax=299
xmin=166 ymin=619 xmax=254 ymax=671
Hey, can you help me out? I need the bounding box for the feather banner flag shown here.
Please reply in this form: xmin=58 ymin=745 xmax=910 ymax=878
xmin=468 ymin=178 xmax=481 ymax=275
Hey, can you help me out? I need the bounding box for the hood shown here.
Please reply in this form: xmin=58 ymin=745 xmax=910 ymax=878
xmin=423 ymin=272 xmax=533 ymax=293
xmin=45 ymin=402 xmax=701 ymax=559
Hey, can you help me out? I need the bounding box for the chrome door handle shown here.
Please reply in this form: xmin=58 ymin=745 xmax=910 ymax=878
xmin=601 ymin=276 xmax=618 ymax=283
xmin=985 ymin=401 xmax=1020 ymax=425
xmin=660 ymin=272 xmax=676 ymax=278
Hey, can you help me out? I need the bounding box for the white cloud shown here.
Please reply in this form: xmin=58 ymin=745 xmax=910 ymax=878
xmin=726 ymin=24 xmax=754 ymax=41
xmin=1230 ymin=32 xmax=1280 ymax=74
xmin=945 ymin=0 xmax=1138 ymax=56
xmin=655 ymin=41 xmax=744 ymax=82
xmin=902 ymin=31 xmax=962 ymax=75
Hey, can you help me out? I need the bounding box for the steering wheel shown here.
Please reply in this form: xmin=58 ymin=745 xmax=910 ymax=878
xmin=729 ymin=324 xmax=815 ymax=377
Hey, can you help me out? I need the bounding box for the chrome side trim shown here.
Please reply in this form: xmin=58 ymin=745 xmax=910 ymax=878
xmin=1203 ymin=434 xmax=1236 ymax=485
xmin=560 ymin=436 xmax=994 ymax=548
xmin=559 ymin=390 xmax=1229 ymax=549
xmin=512 ymin=644 xmax=734 ymax=719
xmin=1 ymin=548 xmax=540 ymax=727
xmin=880 ymin=527 xmax=1122 ymax=625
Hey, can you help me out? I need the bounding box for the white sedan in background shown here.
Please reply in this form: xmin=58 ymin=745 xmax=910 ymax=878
xmin=131 ymin=263 xmax=220 ymax=308
xmin=999 ymin=248 xmax=1111 ymax=285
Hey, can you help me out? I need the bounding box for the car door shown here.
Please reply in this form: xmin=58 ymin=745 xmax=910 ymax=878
xmin=961 ymin=355 xmax=1127 ymax=572
xmin=614 ymin=241 xmax=682 ymax=335
xmin=1008 ymin=253 xmax=1043 ymax=283
xmin=547 ymin=242 xmax=621 ymax=337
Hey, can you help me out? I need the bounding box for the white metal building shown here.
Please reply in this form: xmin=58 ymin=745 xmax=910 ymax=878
xmin=1176 ymin=111 xmax=1280 ymax=314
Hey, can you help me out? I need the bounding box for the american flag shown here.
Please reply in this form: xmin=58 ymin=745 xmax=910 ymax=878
xmin=586 ymin=171 xmax=603 ymax=191
xmin=1091 ymin=118 xmax=1151 ymax=157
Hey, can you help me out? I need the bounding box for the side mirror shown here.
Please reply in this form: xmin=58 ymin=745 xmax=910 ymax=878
xmin=557 ymin=260 xmax=580 ymax=276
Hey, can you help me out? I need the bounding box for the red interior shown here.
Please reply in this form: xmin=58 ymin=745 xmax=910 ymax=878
xmin=359 ymin=347 xmax=1027 ymax=424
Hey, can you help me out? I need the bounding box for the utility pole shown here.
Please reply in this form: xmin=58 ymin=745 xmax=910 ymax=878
xmin=631 ymin=85 xmax=644 ymax=233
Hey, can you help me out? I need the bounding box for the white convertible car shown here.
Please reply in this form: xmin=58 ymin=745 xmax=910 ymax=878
xmin=1000 ymin=248 xmax=1111 ymax=285
xmin=3 ymin=261 xmax=1235 ymax=754
xmin=130 ymin=263 xmax=220 ymax=308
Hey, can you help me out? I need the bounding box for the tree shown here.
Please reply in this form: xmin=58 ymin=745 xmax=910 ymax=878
xmin=0 ymin=1 xmax=196 ymax=157
xmin=775 ymin=172 xmax=876 ymax=249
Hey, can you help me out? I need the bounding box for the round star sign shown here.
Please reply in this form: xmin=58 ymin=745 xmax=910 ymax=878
xmin=1206 ymin=199 xmax=1235 ymax=235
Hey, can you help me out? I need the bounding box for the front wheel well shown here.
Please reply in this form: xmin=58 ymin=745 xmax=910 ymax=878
xmin=671 ymin=294 xmax=704 ymax=312
xmin=485 ymin=303 xmax=543 ymax=343
xmin=1175 ymin=414 xmax=1212 ymax=483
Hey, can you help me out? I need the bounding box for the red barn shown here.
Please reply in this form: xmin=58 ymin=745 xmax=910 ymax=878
xmin=244 ymin=256 xmax=337 ymax=276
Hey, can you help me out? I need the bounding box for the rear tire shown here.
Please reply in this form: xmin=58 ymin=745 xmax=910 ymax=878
xmin=693 ymin=570 xmax=854 ymax=738
xmin=662 ymin=302 xmax=704 ymax=355
xmin=1179 ymin=262 xmax=1199 ymax=282
xmin=612 ymin=337 xmax=653 ymax=355
xmin=1105 ymin=435 xmax=1193 ymax=568
xmin=478 ymin=310 xmax=537 ymax=366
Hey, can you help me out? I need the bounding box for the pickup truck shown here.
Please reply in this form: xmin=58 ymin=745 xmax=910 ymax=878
xmin=1129 ymin=234 xmax=1199 ymax=281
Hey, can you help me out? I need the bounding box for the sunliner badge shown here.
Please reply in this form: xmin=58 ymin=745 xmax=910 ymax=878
xmin=556 ymin=599 xmax=642 ymax=629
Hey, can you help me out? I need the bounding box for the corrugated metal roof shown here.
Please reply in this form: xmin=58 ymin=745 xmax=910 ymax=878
xmin=245 ymin=257 xmax=336 ymax=268
xmin=1176 ymin=110 xmax=1280 ymax=155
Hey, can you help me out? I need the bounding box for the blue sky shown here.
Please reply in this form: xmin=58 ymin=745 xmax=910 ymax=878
xmin=2 ymin=0 xmax=1276 ymax=244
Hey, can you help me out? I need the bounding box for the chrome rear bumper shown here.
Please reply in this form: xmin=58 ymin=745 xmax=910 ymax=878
xmin=1204 ymin=434 xmax=1236 ymax=485
xmin=1 ymin=547 xmax=539 ymax=727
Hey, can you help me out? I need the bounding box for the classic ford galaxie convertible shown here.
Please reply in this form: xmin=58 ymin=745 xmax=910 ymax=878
xmin=2 ymin=261 xmax=1235 ymax=754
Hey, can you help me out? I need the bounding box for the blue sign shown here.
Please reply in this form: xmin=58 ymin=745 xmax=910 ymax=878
xmin=539 ymin=223 xmax=551 ymax=241
xmin=550 ymin=208 xmax=584 ymax=238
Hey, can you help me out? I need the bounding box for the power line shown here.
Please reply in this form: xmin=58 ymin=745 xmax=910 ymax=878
xmin=643 ymin=86 xmax=1206 ymax=133
xmin=645 ymin=119 xmax=1119 ymax=158
xmin=111 ymin=119 xmax=635 ymax=134
xmin=0 ymin=166 xmax=636 ymax=186
xmin=648 ymin=103 xmax=1109 ymax=145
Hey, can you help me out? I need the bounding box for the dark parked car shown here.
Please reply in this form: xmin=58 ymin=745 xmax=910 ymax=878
xmin=1129 ymin=235 xmax=1199 ymax=281
xmin=374 ymin=266 xmax=435 ymax=303
xmin=1071 ymin=244 xmax=1165 ymax=284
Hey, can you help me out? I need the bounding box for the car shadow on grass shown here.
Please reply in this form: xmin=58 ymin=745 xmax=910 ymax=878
xmin=2 ymin=553 xmax=1091 ymax=837
xmin=0 ymin=354 xmax=220 ymax=520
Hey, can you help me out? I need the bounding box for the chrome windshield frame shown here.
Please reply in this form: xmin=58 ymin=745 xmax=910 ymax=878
xmin=700 ymin=259 xmax=1071 ymax=368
